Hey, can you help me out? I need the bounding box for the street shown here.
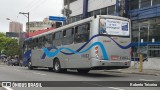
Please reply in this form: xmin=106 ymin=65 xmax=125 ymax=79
xmin=0 ymin=64 xmax=159 ymax=90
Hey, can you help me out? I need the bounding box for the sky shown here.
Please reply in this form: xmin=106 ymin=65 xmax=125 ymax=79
xmin=0 ymin=0 xmax=63 ymax=33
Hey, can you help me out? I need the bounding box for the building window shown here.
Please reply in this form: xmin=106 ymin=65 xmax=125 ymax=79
xmin=95 ymin=9 xmax=101 ymax=16
xmin=149 ymin=17 xmax=160 ymax=42
xmin=88 ymin=11 xmax=94 ymax=17
xmin=148 ymin=45 xmax=160 ymax=57
xmin=71 ymin=16 xmax=76 ymax=23
xmin=152 ymin=0 xmax=160 ymax=5
xmin=108 ymin=5 xmax=115 ymax=15
xmin=131 ymin=21 xmax=139 ymax=42
xmin=101 ymin=7 xmax=107 ymax=15
xmin=76 ymin=14 xmax=82 ymax=21
xmin=129 ymin=0 xmax=139 ymax=10
xmin=140 ymin=0 xmax=151 ymax=8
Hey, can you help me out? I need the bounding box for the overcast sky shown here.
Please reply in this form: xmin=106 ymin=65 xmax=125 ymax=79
xmin=0 ymin=0 xmax=63 ymax=33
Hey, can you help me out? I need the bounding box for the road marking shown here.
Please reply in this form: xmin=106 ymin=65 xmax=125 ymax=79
xmin=13 ymin=69 xmax=20 ymax=72
xmin=2 ymin=86 xmax=13 ymax=90
xmin=33 ymin=72 xmax=46 ymax=76
xmin=139 ymin=79 xmax=155 ymax=81
xmin=108 ymin=87 xmax=124 ymax=90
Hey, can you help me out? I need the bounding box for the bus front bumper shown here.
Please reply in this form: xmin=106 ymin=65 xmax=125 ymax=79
xmin=91 ymin=59 xmax=131 ymax=70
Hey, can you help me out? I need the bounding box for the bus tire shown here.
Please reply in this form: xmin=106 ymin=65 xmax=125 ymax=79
xmin=28 ymin=60 xmax=33 ymax=70
xmin=53 ymin=59 xmax=62 ymax=73
xmin=77 ymin=69 xmax=90 ymax=73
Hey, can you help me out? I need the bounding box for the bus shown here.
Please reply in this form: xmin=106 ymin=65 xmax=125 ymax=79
xmin=23 ymin=15 xmax=131 ymax=73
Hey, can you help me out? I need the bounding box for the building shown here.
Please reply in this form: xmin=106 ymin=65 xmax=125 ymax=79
xmin=8 ymin=21 xmax=23 ymax=46
xmin=9 ymin=21 xmax=23 ymax=33
xmin=63 ymin=0 xmax=160 ymax=57
xmin=26 ymin=18 xmax=60 ymax=33
xmin=128 ymin=0 xmax=160 ymax=57
xmin=63 ymin=0 xmax=117 ymax=23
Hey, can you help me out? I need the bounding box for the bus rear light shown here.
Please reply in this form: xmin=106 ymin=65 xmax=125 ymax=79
xmin=124 ymin=62 xmax=127 ymax=65
xmin=95 ymin=46 xmax=99 ymax=54
xmin=95 ymin=46 xmax=99 ymax=58
xmin=95 ymin=46 xmax=98 ymax=50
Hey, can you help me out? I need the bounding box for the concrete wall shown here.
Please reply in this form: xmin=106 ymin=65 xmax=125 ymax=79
xmin=88 ymin=0 xmax=116 ymax=12
xmin=131 ymin=58 xmax=160 ymax=70
xmin=65 ymin=0 xmax=116 ymax=16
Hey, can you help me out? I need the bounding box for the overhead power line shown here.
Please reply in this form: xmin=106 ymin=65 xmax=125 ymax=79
xmin=22 ymin=0 xmax=40 ymax=11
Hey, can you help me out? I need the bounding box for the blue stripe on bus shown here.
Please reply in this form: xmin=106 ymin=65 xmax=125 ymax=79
xmin=25 ymin=34 xmax=160 ymax=61
xmin=41 ymin=34 xmax=132 ymax=59
xmin=43 ymin=42 xmax=109 ymax=60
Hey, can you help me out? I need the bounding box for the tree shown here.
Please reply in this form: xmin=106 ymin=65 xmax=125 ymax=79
xmin=0 ymin=32 xmax=20 ymax=57
xmin=0 ymin=32 xmax=5 ymax=37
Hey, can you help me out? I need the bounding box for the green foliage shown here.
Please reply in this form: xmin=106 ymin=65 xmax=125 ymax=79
xmin=0 ymin=32 xmax=5 ymax=37
xmin=0 ymin=32 xmax=20 ymax=57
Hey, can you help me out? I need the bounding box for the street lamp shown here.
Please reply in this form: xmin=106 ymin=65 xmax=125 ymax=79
xmin=19 ymin=12 xmax=30 ymax=38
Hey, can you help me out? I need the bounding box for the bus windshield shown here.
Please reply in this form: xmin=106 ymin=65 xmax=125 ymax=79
xmin=99 ymin=18 xmax=130 ymax=36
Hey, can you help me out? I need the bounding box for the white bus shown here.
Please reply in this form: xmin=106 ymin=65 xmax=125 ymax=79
xmin=23 ymin=15 xmax=131 ymax=73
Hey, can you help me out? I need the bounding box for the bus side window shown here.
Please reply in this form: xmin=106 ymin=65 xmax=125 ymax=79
xmin=38 ymin=37 xmax=41 ymax=48
xmin=28 ymin=40 xmax=32 ymax=50
xmin=63 ymin=30 xmax=66 ymax=37
xmin=53 ymin=31 xmax=62 ymax=46
xmin=52 ymin=33 xmax=55 ymax=41
xmin=32 ymin=39 xmax=35 ymax=49
xmin=62 ymin=28 xmax=74 ymax=45
xmin=74 ymin=23 xmax=90 ymax=43
xmin=42 ymin=36 xmax=46 ymax=47
xmin=35 ymin=38 xmax=39 ymax=49
xmin=36 ymin=38 xmax=41 ymax=48
xmin=38 ymin=36 xmax=45 ymax=48
xmin=49 ymin=34 xmax=52 ymax=44
xmin=45 ymin=34 xmax=52 ymax=47
xmin=23 ymin=41 xmax=28 ymax=51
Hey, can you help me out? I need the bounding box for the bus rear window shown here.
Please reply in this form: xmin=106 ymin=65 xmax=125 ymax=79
xmin=99 ymin=18 xmax=129 ymax=36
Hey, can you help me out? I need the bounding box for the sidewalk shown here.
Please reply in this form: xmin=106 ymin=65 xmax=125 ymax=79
xmin=106 ymin=67 xmax=160 ymax=76
xmin=0 ymin=62 xmax=6 ymax=65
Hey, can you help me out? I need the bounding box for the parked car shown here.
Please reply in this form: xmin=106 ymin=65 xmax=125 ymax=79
xmin=8 ymin=59 xmax=20 ymax=66
xmin=19 ymin=60 xmax=23 ymax=67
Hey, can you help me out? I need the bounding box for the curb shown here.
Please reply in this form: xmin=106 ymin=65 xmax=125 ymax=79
xmin=104 ymin=70 xmax=160 ymax=76
xmin=129 ymin=72 xmax=160 ymax=76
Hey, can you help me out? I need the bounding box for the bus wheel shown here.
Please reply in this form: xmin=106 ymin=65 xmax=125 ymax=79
xmin=28 ymin=60 xmax=33 ymax=70
xmin=77 ymin=69 xmax=90 ymax=73
xmin=53 ymin=59 xmax=62 ymax=73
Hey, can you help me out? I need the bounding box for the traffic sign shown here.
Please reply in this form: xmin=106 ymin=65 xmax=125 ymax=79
xmin=49 ymin=16 xmax=66 ymax=21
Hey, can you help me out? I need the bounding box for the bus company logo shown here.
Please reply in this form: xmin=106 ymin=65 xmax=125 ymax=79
xmin=2 ymin=82 xmax=11 ymax=87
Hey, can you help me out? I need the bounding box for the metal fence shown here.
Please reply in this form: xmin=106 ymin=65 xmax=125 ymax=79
xmin=147 ymin=44 xmax=160 ymax=58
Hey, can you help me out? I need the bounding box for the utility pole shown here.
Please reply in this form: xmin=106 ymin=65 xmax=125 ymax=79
xmin=19 ymin=12 xmax=30 ymax=38
xmin=67 ymin=0 xmax=70 ymax=24
xmin=62 ymin=0 xmax=72 ymax=24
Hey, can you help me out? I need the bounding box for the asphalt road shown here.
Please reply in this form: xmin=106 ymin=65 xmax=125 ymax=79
xmin=0 ymin=65 xmax=160 ymax=90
